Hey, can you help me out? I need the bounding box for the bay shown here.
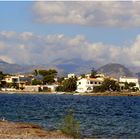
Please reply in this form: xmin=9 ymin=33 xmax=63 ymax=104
xmin=0 ymin=93 xmax=140 ymax=138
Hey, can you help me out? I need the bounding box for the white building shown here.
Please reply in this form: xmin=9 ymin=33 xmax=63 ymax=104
xmin=45 ymin=84 xmax=59 ymax=92
xmin=119 ymin=77 xmax=140 ymax=89
xmin=76 ymin=78 xmax=103 ymax=93
xmin=85 ymin=73 xmax=91 ymax=78
xmin=68 ymin=73 xmax=76 ymax=78
xmin=24 ymin=85 xmax=41 ymax=92
xmin=4 ymin=76 xmax=20 ymax=83
xmin=64 ymin=73 xmax=76 ymax=80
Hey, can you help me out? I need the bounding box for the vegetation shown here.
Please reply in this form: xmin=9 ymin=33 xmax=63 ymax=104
xmin=42 ymin=75 xmax=55 ymax=84
xmin=63 ymin=77 xmax=77 ymax=92
xmin=5 ymin=83 xmax=19 ymax=89
xmin=124 ymin=82 xmax=139 ymax=91
xmin=33 ymin=69 xmax=58 ymax=84
xmin=56 ymin=86 xmax=64 ymax=92
xmin=32 ymin=79 xmax=42 ymax=85
xmin=56 ymin=77 xmax=77 ymax=92
xmin=0 ymin=71 xmax=4 ymax=81
xmin=93 ymin=78 xmax=120 ymax=92
xmin=80 ymin=74 xmax=85 ymax=78
xmin=60 ymin=109 xmax=81 ymax=138
xmin=33 ymin=69 xmax=38 ymax=76
xmin=57 ymin=77 xmax=65 ymax=83
xmin=90 ymin=68 xmax=97 ymax=78
xmin=38 ymin=69 xmax=57 ymax=77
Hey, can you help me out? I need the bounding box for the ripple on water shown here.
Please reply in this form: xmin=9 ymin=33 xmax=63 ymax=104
xmin=0 ymin=94 xmax=140 ymax=138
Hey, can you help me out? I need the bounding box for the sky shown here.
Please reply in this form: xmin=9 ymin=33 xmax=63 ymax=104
xmin=1 ymin=1 xmax=140 ymax=69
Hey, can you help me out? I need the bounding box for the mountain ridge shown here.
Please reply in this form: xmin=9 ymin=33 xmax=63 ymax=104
xmin=0 ymin=59 xmax=138 ymax=78
xmin=97 ymin=63 xmax=135 ymax=78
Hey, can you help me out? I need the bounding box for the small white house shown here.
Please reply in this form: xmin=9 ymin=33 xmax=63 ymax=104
xmin=24 ymin=85 xmax=41 ymax=92
xmin=64 ymin=73 xmax=76 ymax=80
xmin=68 ymin=73 xmax=76 ymax=78
xmin=4 ymin=76 xmax=20 ymax=83
xmin=119 ymin=77 xmax=140 ymax=90
xmin=45 ymin=84 xmax=59 ymax=92
xmin=76 ymin=78 xmax=103 ymax=93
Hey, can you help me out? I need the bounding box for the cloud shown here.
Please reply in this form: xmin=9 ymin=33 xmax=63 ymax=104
xmin=1 ymin=31 xmax=140 ymax=68
xmin=32 ymin=1 xmax=140 ymax=27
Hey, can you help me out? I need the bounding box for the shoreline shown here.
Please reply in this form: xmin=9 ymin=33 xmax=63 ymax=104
xmin=0 ymin=90 xmax=140 ymax=96
xmin=0 ymin=120 xmax=69 ymax=139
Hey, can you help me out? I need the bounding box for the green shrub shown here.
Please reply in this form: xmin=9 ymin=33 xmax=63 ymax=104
xmin=60 ymin=109 xmax=81 ymax=138
xmin=56 ymin=86 xmax=64 ymax=92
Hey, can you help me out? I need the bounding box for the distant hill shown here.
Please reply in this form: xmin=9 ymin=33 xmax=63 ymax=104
xmin=97 ymin=63 xmax=135 ymax=79
xmin=0 ymin=59 xmax=66 ymax=75
xmin=0 ymin=59 xmax=138 ymax=78
xmin=0 ymin=59 xmax=51 ymax=74
xmin=136 ymin=72 xmax=140 ymax=78
xmin=53 ymin=58 xmax=96 ymax=74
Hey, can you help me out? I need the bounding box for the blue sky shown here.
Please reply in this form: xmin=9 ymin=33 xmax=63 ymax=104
xmin=0 ymin=1 xmax=139 ymax=45
xmin=0 ymin=1 xmax=140 ymax=68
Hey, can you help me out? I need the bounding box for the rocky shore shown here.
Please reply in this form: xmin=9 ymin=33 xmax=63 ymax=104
xmin=0 ymin=120 xmax=69 ymax=139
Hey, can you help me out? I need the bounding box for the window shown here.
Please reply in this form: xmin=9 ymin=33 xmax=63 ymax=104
xmin=90 ymin=81 xmax=93 ymax=84
xmin=95 ymin=82 xmax=97 ymax=84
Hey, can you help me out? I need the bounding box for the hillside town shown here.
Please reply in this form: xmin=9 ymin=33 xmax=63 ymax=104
xmin=0 ymin=69 xmax=139 ymax=94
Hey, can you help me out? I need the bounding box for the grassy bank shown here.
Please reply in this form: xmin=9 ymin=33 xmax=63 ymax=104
xmin=0 ymin=120 xmax=70 ymax=139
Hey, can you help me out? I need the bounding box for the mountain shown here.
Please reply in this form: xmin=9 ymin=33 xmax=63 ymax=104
xmin=0 ymin=59 xmax=64 ymax=74
xmin=0 ymin=59 xmax=9 ymax=65
xmin=97 ymin=63 xmax=135 ymax=79
xmin=52 ymin=58 xmax=97 ymax=74
xmin=0 ymin=59 xmax=138 ymax=78
xmin=0 ymin=58 xmax=97 ymax=75
xmin=136 ymin=72 xmax=140 ymax=78
xmin=0 ymin=60 xmax=47 ymax=74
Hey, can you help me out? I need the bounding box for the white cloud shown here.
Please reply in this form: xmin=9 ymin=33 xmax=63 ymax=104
xmin=1 ymin=31 xmax=140 ymax=68
xmin=20 ymin=32 xmax=35 ymax=41
xmin=0 ymin=31 xmax=16 ymax=38
xmin=32 ymin=1 xmax=140 ymax=27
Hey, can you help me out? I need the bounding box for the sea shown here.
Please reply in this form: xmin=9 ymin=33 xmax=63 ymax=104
xmin=0 ymin=93 xmax=140 ymax=138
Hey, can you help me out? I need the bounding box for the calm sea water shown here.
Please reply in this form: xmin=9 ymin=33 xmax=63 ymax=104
xmin=0 ymin=93 xmax=140 ymax=138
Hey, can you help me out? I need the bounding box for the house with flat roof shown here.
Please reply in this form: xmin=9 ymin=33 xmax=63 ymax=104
xmin=119 ymin=76 xmax=140 ymax=90
xmin=76 ymin=78 xmax=103 ymax=93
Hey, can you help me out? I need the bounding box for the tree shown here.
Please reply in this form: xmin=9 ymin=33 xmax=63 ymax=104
xmin=57 ymin=77 xmax=65 ymax=83
xmin=38 ymin=69 xmax=57 ymax=77
xmin=34 ymin=69 xmax=58 ymax=84
xmin=93 ymin=78 xmax=120 ymax=92
xmin=33 ymin=69 xmax=39 ymax=76
xmin=0 ymin=71 xmax=4 ymax=81
xmin=101 ymin=78 xmax=120 ymax=92
xmin=32 ymin=79 xmax=42 ymax=85
xmin=80 ymin=74 xmax=85 ymax=78
xmin=90 ymin=68 xmax=97 ymax=78
xmin=61 ymin=109 xmax=81 ymax=138
xmin=43 ymin=75 xmax=55 ymax=84
xmin=56 ymin=85 xmax=64 ymax=92
xmin=63 ymin=77 xmax=77 ymax=92
xmin=124 ymin=82 xmax=138 ymax=91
